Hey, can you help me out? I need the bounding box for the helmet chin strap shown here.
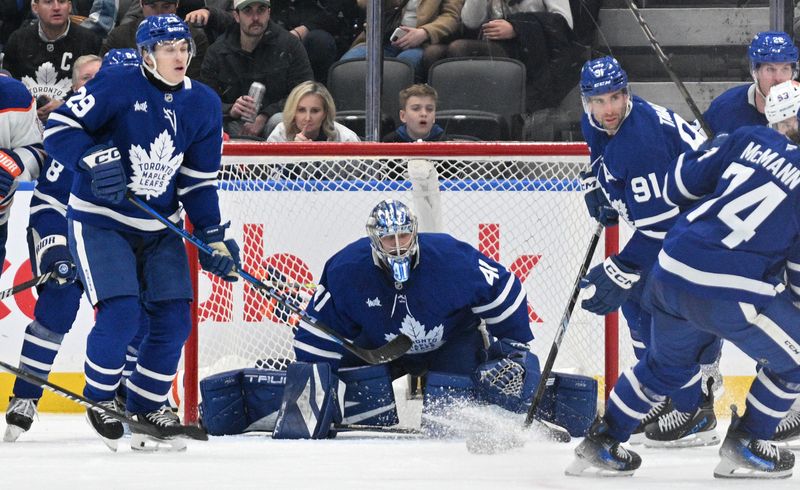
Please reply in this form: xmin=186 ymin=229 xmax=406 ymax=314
xmin=142 ymin=51 xmax=192 ymax=87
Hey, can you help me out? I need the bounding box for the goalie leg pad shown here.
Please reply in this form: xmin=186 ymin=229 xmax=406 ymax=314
xmin=199 ymin=370 xmax=248 ymax=436
xmin=241 ymin=368 xmax=287 ymax=432
xmin=339 ymin=365 xmax=399 ymax=426
xmin=272 ymin=362 xmax=344 ymax=439
xmin=535 ymin=372 xmax=598 ymax=437
xmin=422 ymin=371 xmax=476 ymax=436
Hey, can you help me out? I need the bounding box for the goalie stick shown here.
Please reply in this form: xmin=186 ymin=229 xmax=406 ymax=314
xmin=622 ymin=0 xmax=714 ymax=138
xmin=0 ymin=359 xmax=208 ymax=441
xmin=0 ymin=271 xmax=52 ymax=300
xmin=465 ymin=222 xmax=603 ymax=454
xmin=126 ymin=193 xmax=413 ymax=365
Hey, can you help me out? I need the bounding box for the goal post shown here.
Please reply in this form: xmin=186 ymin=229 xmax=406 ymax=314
xmin=181 ymin=141 xmax=626 ymax=424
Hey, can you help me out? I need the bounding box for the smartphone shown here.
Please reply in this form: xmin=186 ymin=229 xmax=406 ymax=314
xmin=389 ymin=27 xmax=406 ymax=42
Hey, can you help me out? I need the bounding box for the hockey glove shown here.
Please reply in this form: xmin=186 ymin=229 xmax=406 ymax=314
xmin=697 ymin=132 xmax=728 ymax=152
xmin=0 ymin=149 xmax=24 ymax=199
xmin=474 ymin=338 xmax=541 ymax=413
xmin=78 ymin=144 xmax=126 ymax=204
xmin=36 ymin=236 xmax=78 ymax=288
xmin=196 ymin=222 xmax=241 ymax=282
xmin=580 ymin=171 xmax=618 ymax=227
xmin=580 ymin=255 xmax=640 ymax=315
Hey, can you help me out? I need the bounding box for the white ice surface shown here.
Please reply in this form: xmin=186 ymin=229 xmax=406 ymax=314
xmin=2 ymin=414 xmax=799 ymax=490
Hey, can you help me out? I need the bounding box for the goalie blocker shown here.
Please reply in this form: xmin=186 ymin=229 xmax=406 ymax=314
xmin=200 ymin=355 xmax=597 ymax=438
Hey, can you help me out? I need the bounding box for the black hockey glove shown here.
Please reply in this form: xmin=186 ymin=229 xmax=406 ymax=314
xmin=0 ymin=148 xmax=24 ymax=199
xmin=79 ymin=144 xmax=126 ymax=204
xmin=196 ymin=222 xmax=241 ymax=282
xmin=579 ymin=256 xmax=640 ymax=315
xmin=580 ymin=171 xmax=618 ymax=227
xmin=36 ymin=236 xmax=78 ymax=288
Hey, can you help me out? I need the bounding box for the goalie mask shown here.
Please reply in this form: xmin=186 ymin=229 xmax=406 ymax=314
xmin=366 ymin=199 xmax=418 ymax=283
xmin=579 ymin=56 xmax=632 ymax=134
xmin=765 ymin=81 xmax=800 ymax=135
xmin=136 ymin=14 xmax=195 ymax=86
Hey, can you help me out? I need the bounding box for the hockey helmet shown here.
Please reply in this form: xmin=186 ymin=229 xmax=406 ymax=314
xmin=366 ymin=199 xmax=418 ymax=283
xmin=102 ymin=48 xmax=142 ymax=69
xmin=136 ymin=14 xmax=195 ymax=84
xmin=580 ymin=56 xmax=628 ymax=98
xmin=749 ymin=31 xmax=798 ymax=67
xmin=765 ymin=80 xmax=800 ymax=127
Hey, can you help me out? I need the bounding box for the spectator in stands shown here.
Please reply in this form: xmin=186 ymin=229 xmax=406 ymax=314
xmin=383 ymin=83 xmax=447 ymax=141
xmin=70 ymin=0 xmax=118 ymax=36
xmin=428 ymin=0 xmax=582 ymax=111
xmin=340 ymin=0 xmax=463 ymax=81
xmin=102 ymin=0 xmax=209 ymax=79
xmin=70 ymin=54 xmax=102 ymax=90
xmin=200 ymin=0 xmax=314 ymax=140
xmin=184 ymin=0 xmax=235 ymax=43
xmin=119 ymin=0 xmax=204 ymax=25
xmin=267 ymin=81 xmax=360 ymax=141
xmin=701 ymin=31 xmax=797 ymax=137
xmin=3 ymin=0 xmax=102 ymax=123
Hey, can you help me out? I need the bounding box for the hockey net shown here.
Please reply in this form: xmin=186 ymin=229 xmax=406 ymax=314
xmin=181 ymin=142 xmax=631 ymax=422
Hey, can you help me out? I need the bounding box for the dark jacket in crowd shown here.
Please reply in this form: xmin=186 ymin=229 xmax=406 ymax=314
xmin=101 ymin=18 xmax=209 ymax=80
xmin=200 ymin=20 xmax=313 ymax=119
xmin=382 ymin=123 xmax=446 ymax=142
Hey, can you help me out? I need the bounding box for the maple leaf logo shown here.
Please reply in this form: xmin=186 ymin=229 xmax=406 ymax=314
xmin=127 ymin=130 xmax=184 ymax=200
xmin=21 ymin=62 xmax=72 ymax=100
xmin=385 ymin=314 xmax=444 ymax=354
xmin=610 ymin=198 xmax=632 ymax=225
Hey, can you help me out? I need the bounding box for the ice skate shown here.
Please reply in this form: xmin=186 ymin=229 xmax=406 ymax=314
xmin=565 ymin=418 xmax=641 ymax=477
xmin=85 ymin=400 xmax=125 ymax=451
xmin=628 ymin=398 xmax=670 ymax=445
xmin=714 ymin=406 xmax=794 ymax=479
xmin=643 ymin=391 xmax=719 ymax=448
xmin=130 ymin=406 xmax=188 ymax=452
xmin=4 ymin=397 xmax=38 ymax=442
xmin=773 ymin=408 xmax=800 ymax=449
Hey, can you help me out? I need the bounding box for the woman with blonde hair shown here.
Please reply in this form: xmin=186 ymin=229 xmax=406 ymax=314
xmin=268 ymin=81 xmax=360 ymax=142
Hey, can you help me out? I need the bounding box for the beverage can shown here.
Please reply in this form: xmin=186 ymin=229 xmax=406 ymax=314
xmin=244 ymin=81 xmax=266 ymax=123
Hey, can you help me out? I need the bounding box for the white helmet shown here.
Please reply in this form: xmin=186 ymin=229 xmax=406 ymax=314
xmin=765 ymin=80 xmax=800 ymax=126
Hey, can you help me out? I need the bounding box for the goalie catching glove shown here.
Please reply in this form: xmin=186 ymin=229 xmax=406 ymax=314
xmin=195 ymin=222 xmax=241 ymax=282
xmin=79 ymin=144 xmax=127 ymax=204
xmin=580 ymin=171 xmax=618 ymax=227
xmin=473 ymin=338 xmax=541 ymax=413
xmin=580 ymin=255 xmax=640 ymax=315
xmin=35 ymin=235 xmax=77 ymax=288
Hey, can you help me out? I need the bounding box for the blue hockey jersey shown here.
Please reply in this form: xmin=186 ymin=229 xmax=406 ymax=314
xmin=581 ymin=95 xmax=706 ymax=275
xmin=657 ymin=125 xmax=800 ymax=303
xmin=294 ymin=233 xmax=534 ymax=374
xmin=28 ymin=157 xmax=72 ymax=242
xmin=42 ymin=65 xmax=224 ymax=232
xmin=702 ymin=84 xmax=767 ymax=137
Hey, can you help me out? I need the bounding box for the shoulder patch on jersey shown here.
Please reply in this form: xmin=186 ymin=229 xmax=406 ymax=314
xmin=478 ymin=259 xmax=500 ymax=285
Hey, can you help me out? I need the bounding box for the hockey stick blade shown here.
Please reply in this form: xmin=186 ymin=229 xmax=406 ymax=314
xmin=0 ymin=359 xmax=208 ymax=441
xmin=0 ymin=272 xmax=52 ymax=301
xmin=127 ymin=193 xmax=413 ymax=365
xmin=334 ymin=424 xmax=423 ymax=436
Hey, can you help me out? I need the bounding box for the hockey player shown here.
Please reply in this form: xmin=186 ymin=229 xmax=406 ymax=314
xmin=702 ymin=31 xmax=797 ymax=137
xmin=42 ymin=14 xmax=240 ymax=452
xmin=578 ymin=56 xmax=723 ymax=447
xmin=3 ymin=49 xmax=138 ymax=443
xmin=271 ymin=199 xmax=545 ymax=439
xmin=568 ymin=80 xmax=800 ymax=479
xmin=0 ymin=75 xmax=46 ymax=274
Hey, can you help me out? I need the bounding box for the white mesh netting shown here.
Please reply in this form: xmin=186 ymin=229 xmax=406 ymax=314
xmin=192 ymin=143 xmax=635 ymax=389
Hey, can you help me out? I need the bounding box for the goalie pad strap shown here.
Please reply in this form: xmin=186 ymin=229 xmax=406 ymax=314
xmin=339 ymin=365 xmax=399 ymax=426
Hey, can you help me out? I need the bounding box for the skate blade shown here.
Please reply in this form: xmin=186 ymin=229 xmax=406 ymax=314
xmin=84 ymin=412 xmax=119 ymax=452
xmin=644 ymin=430 xmax=720 ymax=449
xmin=565 ymin=457 xmax=635 ymax=477
xmin=628 ymin=432 xmax=646 ymax=446
xmin=3 ymin=424 xmax=25 ymax=443
xmin=713 ymin=459 xmax=792 ymax=479
xmin=773 ymin=439 xmax=800 ymax=451
xmin=131 ymin=432 xmax=187 ymax=452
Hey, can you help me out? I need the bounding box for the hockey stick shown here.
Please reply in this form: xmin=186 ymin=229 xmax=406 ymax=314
xmin=622 ymin=0 xmax=714 ymax=138
xmin=334 ymin=423 xmax=424 ymax=436
xmin=0 ymin=359 xmax=208 ymax=441
xmin=465 ymin=222 xmax=603 ymax=454
xmin=524 ymin=222 xmax=603 ymax=427
xmin=126 ymin=193 xmax=413 ymax=365
xmin=0 ymin=271 xmax=53 ymax=300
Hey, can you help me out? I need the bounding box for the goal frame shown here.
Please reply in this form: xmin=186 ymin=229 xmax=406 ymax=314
xmin=182 ymin=141 xmax=620 ymax=424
